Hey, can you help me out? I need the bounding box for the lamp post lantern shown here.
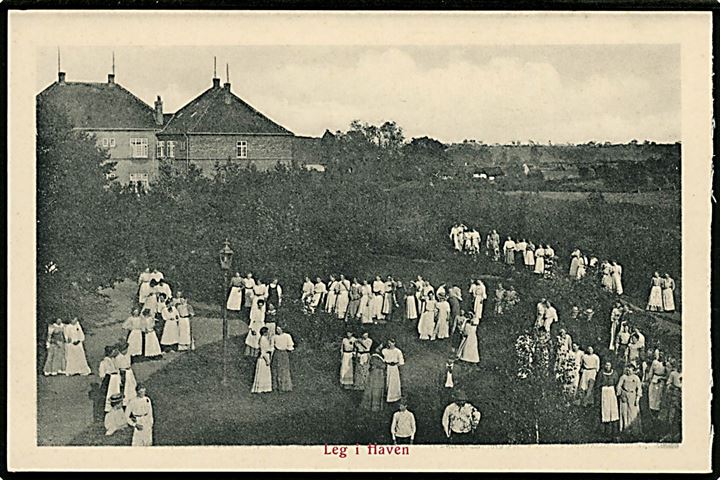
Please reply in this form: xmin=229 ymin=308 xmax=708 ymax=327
xmin=219 ymin=239 xmax=234 ymax=386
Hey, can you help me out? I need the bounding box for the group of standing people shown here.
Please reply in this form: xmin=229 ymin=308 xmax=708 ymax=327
xmin=449 ymin=223 xmax=482 ymax=255
xmin=302 ymin=275 xmax=400 ymax=322
xmin=43 ymin=316 xmax=92 ymax=377
xmin=501 ymin=236 xmax=557 ymax=277
xmin=645 ymin=272 xmax=677 ymax=313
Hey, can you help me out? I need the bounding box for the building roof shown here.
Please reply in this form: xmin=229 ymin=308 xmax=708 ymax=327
xmin=160 ymin=80 xmax=293 ymax=136
xmin=36 ymin=78 xmax=159 ymax=130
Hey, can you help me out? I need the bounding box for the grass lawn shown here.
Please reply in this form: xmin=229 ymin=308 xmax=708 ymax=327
xmin=69 ymin=249 xmax=681 ymax=446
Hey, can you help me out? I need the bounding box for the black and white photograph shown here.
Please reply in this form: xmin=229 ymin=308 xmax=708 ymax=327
xmin=7 ymin=10 xmax=713 ymax=472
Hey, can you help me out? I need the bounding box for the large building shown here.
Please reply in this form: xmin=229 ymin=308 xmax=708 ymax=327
xmin=158 ymin=76 xmax=295 ymax=174
xmin=37 ymin=67 xmax=310 ymax=185
xmin=36 ymin=71 xmax=165 ymax=188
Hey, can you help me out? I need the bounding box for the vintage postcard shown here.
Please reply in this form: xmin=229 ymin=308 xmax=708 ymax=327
xmin=6 ymin=10 xmax=713 ymax=472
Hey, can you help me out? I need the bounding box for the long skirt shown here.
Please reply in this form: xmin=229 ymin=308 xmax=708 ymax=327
xmin=127 ymin=330 xmax=144 ymax=357
xmin=602 ymin=274 xmax=614 ymax=291
xmin=132 ymin=416 xmax=153 ymax=446
xmin=534 ymin=257 xmax=545 ymax=274
xmin=120 ymin=369 xmax=138 ymax=406
xmin=325 ymin=291 xmax=337 ymax=313
xmin=473 ymin=297 xmax=484 ymax=318
xmin=104 ymin=406 xmax=127 ymax=435
xmin=371 ymin=295 xmax=384 ymax=319
xmin=601 ymin=386 xmax=620 ymax=422
xmin=310 ymin=292 xmax=323 ymax=308
xmin=524 ymin=250 xmax=535 ymax=267
xmin=144 ymin=331 xmax=163 ymax=357
xmin=271 ymin=350 xmax=293 ymax=392
xmin=434 ymin=315 xmax=450 ymax=340
xmin=458 ymin=329 xmax=480 ymax=363
xmin=178 ymin=317 xmax=193 ymax=351
xmin=662 ymin=288 xmax=675 ymax=312
xmin=612 ymin=274 xmax=624 ymax=295
xmin=336 ymin=292 xmax=350 ymax=319
xmin=405 ymin=296 xmax=418 ymax=320
xmin=353 ymin=355 xmax=370 ymax=390
xmin=382 ymin=293 xmax=394 ymax=315
xmin=647 ymin=286 xmax=663 ymax=311
xmin=359 ymin=297 xmax=373 ymax=324
xmin=43 ymin=343 xmax=66 ymax=375
xmin=347 ymin=298 xmax=360 ymax=319
xmin=65 ymin=342 xmax=91 ymax=375
xmin=361 ymin=370 xmax=385 ymax=411
xmin=251 ymin=356 xmax=272 ymax=393
xmin=160 ymin=320 xmax=180 ymax=346
xmin=386 ymin=365 xmax=402 ymax=402
xmin=648 ymin=380 xmax=664 ymax=411
xmin=226 ymin=286 xmax=243 ymax=311
xmin=619 ymin=397 xmax=642 ymax=434
xmin=340 ymin=352 xmax=354 ymax=386
xmin=417 ymin=311 xmax=435 ymax=340
xmin=569 ymin=258 xmax=579 ymax=278
xmin=102 ymin=373 xmax=122 ymax=412
xmin=504 ymin=250 xmax=514 ymax=265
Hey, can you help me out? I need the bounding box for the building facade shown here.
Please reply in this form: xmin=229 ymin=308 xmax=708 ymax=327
xmin=36 ymin=71 xmax=164 ymax=188
xmin=158 ymin=77 xmax=295 ymax=175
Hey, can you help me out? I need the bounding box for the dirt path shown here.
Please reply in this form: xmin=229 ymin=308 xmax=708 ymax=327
xmin=36 ymin=280 xmax=247 ymax=446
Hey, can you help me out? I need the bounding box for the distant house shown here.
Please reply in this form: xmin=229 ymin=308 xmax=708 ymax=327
xmin=473 ymin=166 xmax=506 ymax=180
xmin=157 ymin=76 xmax=295 ymax=175
xmin=36 ymin=71 xmax=165 ymax=188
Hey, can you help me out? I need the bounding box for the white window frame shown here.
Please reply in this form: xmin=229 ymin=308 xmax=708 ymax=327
xmin=167 ymin=141 xmax=175 ymax=158
xmin=109 ymin=138 xmax=116 ymax=148
xmin=236 ymin=140 xmax=248 ymax=159
xmin=130 ymin=138 xmax=149 ymax=159
xmin=156 ymin=140 xmax=165 ymax=159
xmin=129 ymin=173 xmax=150 ymax=191
xmin=101 ymin=138 xmax=109 ymax=148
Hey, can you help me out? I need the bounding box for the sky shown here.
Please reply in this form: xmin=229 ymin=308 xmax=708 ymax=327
xmin=37 ymin=44 xmax=680 ymax=144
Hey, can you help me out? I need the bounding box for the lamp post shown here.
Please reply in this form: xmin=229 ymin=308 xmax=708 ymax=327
xmin=219 ymin=239 xmax=234 ymax=386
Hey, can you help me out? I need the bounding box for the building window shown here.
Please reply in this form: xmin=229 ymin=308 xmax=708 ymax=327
xmin=156 ymin=141 xmax=165 ymax=159
xmin=101 ymin=138 xmax=109 ymax=148
xmin=130 ymin=138 xmax=149 ymax=158
xmin=179 ymin=141 xmax=187 ymax=151
xmin=109 ymin=138 xmax=116 ymax=148
xmin=236 ymin=140 xmax=248 ymax=159
xmin=167 ymin=141 xmax=175 ymax=158
xmin=129 ymin=173 xmax=150 ymax=193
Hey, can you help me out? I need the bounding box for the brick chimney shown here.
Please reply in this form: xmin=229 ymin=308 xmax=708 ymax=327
xmin=223 ymin=81 xmax=231 ymax=91
xmin=212 ymin=78 xmax=221 ymax=88
xmin=58 ymin=71 xmax=66 ymax=84
xmin=108 ymin=73 xmax=115 ymax=85
xmin=154 ymin=95 xmax=163 ymax=126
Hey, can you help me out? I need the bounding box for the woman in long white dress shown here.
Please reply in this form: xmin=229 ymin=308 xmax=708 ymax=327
xmin=646 ymin=272 xmax=664 ymax=311
xmin=123 ymin=307 xmax=145 ymax=358
xmin=99 ymin=346 xmax=122 ymax=412
xmin=382 ymin=340 xmax=405 ymax=403
xmin=340 ymin=332 xmax=356 ymax=389
xmin=611 ymin=261 xmax=624 ymax=295
xmin=138 ymin=268 xmax=153 ymax=305
xmin=405 ymin=281 xmax=418 ymax=321
xmin=472 ymin=280 xmax=487 ymax=319
xmin=433 ymin=295 xmax=451 ymax=340
xmin=601 ymin=262 xmax=614 ymax=291
xmin=251 ymin=327 xmax=274 ymax=393
xmin=457 ymin=317 xmax=480 ymax=364
xmin=534 ymin=246 xmax=545 ymax=274
xmin=336 ymin=275 xmax=351 ymax=319
xmin=358 ymin=281 xmax=373 ymax=324
xmin=325 ymin=275 xmax=339 ymax=314
xmin=524 ymin=242 xmax=535 ymax=270
xmin=116 ymin=343 xmax=137 ymax=407
xmin=64 ymin=317 xmax=91 ymax=375
xmin=160 ymin=300 xmax=181 ymax=351
xmin=417 ymin=292 xmax=437 ymax=340
xmin=226 ymin=272 xmax=244 ymax=312
xmin=141 ymin=309 xmax=163 ymax=359
xmin=662 ymin=273 xmax=676 ymax=312
xmin=245 ymin=299 xmax=267 ymax=357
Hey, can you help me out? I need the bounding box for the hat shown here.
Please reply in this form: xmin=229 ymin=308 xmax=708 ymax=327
xmin=109 ymin=393 xmax=124 ymax=405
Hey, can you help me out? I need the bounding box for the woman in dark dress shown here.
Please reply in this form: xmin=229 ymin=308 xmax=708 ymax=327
xmin=361 ymin=345 xmax=386 ymax=412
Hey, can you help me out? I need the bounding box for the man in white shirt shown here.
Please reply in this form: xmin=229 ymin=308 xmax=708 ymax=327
xmin=390 ymin=399 xmax=416 ymax=444
xmin=442 ymin=390 xmax=481 ymax=444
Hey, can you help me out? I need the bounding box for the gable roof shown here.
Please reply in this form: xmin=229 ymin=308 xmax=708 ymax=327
xmin=160 ymin=82 xmax=292 ymax=136
xmin=36 ymin=80 xmax=159 ymax=130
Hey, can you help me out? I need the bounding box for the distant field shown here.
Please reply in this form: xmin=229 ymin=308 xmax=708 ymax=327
xmin=502 ymin=190 xmax=681 ymax=206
